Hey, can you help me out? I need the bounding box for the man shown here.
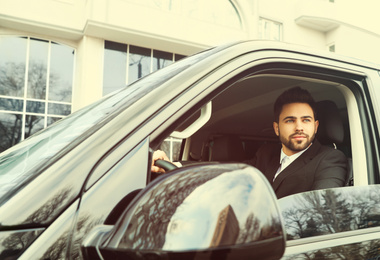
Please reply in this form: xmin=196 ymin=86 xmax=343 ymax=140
xmin=152 ymin=87 xmax=348 ymax=199
xmin=247 ymin=87 xmax=347 ymax=199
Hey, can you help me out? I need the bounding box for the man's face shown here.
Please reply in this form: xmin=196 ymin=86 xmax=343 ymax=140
xmin=273 ymin=103 xmax=319 ymax=156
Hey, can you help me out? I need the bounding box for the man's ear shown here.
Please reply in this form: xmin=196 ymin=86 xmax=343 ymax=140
xmin=273 ymin=122 xmax=279 ymax=136
xmin=314 ymin=120 xmax=319 ymax=133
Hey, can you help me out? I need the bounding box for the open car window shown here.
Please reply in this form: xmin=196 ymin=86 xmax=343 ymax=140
xmin=156 ymin=73 xmax=353 ymax=169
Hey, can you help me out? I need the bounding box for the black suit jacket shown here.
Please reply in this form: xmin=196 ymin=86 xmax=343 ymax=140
xmin=247 ymin=140 xmax=348 ymax=199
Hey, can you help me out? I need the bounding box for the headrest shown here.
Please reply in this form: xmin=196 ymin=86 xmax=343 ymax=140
xmin=315 ymin=100 xmax=344 ymax=145
xmin=209 ymin=135 xmax=246 ymax=162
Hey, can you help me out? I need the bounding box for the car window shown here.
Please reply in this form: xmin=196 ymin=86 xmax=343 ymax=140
xmin=278 ymin=185 xmax=380 ymax=240
xmin=0 ymin=46 xmax=220 ymax=203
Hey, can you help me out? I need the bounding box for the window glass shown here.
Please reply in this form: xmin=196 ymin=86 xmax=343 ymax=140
xmin=0 ymin=98 xmax=23 ymax=112
xmin=329 ymin=44 xmax=336 ymax=52
xmin=0 ymin=37 xmax=27 ymax=97
xmin=128 ymin=46 xmax=151 ymax=84
xmin=0 ymin=45 xmax=216 ymax=202
xmin=24 ymin=115 xmax=44 ymax=139
xmin=175 ymin=54 xmax=186 ymax=61
xmin=26 ymin=100 xmax=45 ymax=113
xmin=49 ymin=42 xmax=74 ymax=102
xmin=0 ymin=113 xmax=22 ymax=151
xmin=48 ymin=103 xmax=71 ymax=116
xmin=47 ymin=116 xmax=61 ymax=126
xmin=103 ymin=42 xmax=186 ymax=95
xmin=159 ymin=137 xmax=182 ymax=161
xmin=27 ymin=38 xmax=48 ymax=100
xmin=0 ymin=36 xmax=74 ymax=152
xmin=152 ymin=50 xmax=173 ymax=72
xmin=103 ymin=41 xmax=127 ymax=96
xmin=259 ymin=18 xmax=283 ymax=41
xmin=279 ymin=186 xmax=380 ymax=241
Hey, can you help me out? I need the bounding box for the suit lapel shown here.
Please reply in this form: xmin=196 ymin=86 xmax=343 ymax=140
xmin=272 ymin=141 xmax=321 ymax=191
xmin=265 ymin=155 xmax=281 ymax=183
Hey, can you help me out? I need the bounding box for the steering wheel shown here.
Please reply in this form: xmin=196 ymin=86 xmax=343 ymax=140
xmin=154 ymin=159 xmax=178 ymax=172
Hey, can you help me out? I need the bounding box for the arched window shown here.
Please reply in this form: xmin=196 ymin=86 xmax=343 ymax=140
xmin=0 ymin=36 xmax=74 ymax=152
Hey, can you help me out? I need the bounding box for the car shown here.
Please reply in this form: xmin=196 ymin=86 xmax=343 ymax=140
xmin=1 ymin=40 xmax=380 ymax=259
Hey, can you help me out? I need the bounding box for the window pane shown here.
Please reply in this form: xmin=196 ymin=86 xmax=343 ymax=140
xmin=27 ymin=38 xmax=48 ymax=100
xmin=259 ymin=18 xmax=282 ymax=41
xmin=0 ymin=37 xmax=27 ymax=97
xmin=159 ymin=137 xmax=182 ymax=161
xmin=48 ymin=103 xmax=71 ymax=116
xmin=279 ymin=186 xmax=380 ymax=241
xmin=26 ymin=100 xmax=45 ymax=114
xmin=152 ymin=50 xmax=173 ymax=72
xmin=175 ymin=54 xmax=186 ymax=61
xmin=128 ymin=45 xmax=151 ymax=84
xmin=47 ymin=116 xmax=62 ymax=126
xmin=49 ymin=42 xmax=74 ymax=102
xmin=0 ymin=98 xmax=23 ymax=112
xmin=0 ymin=113 xmax=22 ymax=152
xmin=103 ymin=41 xmax=127 ymax=95
xmin=24 ymin=115 xmax=44 ymax=139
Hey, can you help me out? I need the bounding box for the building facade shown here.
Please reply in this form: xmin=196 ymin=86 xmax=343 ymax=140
xmin=1 ymin=0 xmax=380 ymax=152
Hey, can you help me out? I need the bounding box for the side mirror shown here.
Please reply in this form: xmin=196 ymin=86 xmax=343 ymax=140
xmin=82 ymin=163 xmax=285 ymax=260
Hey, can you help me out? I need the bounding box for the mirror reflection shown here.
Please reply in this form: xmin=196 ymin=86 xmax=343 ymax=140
xmin=118 ymin=165 xmax=283 ymax=251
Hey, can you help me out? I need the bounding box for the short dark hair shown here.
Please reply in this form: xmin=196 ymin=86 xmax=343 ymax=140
xmin=274 ymin=87 xmax=316 ymax=122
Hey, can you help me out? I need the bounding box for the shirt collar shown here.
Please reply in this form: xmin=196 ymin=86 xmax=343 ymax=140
xmin=279 ymin=143 xmax=312 ymax=164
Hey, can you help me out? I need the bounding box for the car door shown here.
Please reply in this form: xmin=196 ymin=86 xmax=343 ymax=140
xmin=279 ymin=185 xmax=380 ymax=259
xmin=74 ymin=44 xmax=380 ymax=260
xmin=13 ymin=41 xmax=380 ymax=259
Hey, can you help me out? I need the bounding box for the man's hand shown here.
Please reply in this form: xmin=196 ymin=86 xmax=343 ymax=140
xmin=151 ymin=150 xmax=170 ymax=173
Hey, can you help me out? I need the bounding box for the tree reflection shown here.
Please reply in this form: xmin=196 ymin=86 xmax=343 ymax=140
xmin=0 ymin=62 xmax=25 ymax=96
xmin=1 ymin=187 xmax=74 ymax=259
xmin=280 ymin=186 xmax=380 ymax=259
xmin=0 ymin=61 xmax=68 ymax=152
xmin=237 ymin=213 xmax=282 ymax=244
xmin=281 ymin=186 xmax=380 ymax=240
xmin=27 ymin=62 xmax=46 ymax=99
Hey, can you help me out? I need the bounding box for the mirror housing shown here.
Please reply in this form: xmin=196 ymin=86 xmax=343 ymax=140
xmin=82 ymin=163 xmax=285 ymax=260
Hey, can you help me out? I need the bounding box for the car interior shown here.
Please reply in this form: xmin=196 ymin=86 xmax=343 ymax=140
xmin=154 ymin=72 xmax=366 ymax=189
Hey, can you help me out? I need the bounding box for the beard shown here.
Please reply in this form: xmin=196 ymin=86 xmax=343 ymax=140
xmin=279 ymin=130 xmax=316 ymax=153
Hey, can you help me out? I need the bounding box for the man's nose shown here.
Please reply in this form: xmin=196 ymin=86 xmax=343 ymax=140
xmin=295 ymin=121 xmax=304 ymax=131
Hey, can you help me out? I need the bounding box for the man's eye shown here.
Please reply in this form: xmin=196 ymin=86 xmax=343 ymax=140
xmin=285 ymin=119 xmax=294 ymax=123
xmin=303 ymin=119 xmax=311 ymax=123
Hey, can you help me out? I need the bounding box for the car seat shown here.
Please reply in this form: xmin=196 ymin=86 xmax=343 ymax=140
xmin=315 ymin=100 xmax=352 ymax=185
xmin=207 ymin=135 xmax=246 ymax=162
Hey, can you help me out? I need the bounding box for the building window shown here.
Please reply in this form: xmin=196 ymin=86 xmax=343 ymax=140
xmin=0 ymin=36 xmax=74 ymax=152
xmin=328 ymin=43 xmax=336 ymax=52
xmin=128 ymin=45 xmax=153 ymax=84
xmin=103 ymin=41 xmax=187 ymax=159
xmin=259 ymin=17 xmax=283 ymax=41
xmin=159 ymin=136 xmax=182 ymax=162
xmin=103 ymin=41 xmax=127 ymax=95
xmin=103 ymin=41 xmax=183 ymax=96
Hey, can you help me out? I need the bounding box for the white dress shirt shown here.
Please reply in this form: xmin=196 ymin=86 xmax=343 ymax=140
xmin=273 ymin=145 xmax=311 ymax=181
